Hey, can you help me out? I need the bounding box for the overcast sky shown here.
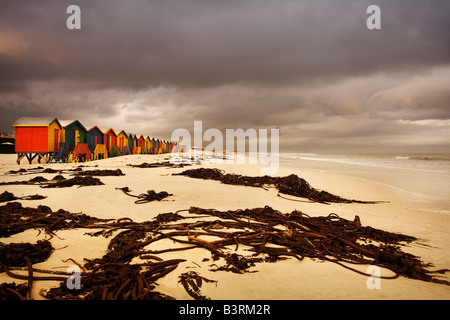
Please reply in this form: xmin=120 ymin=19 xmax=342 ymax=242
xmin=1 ymin=0 xmax=449 ymax=153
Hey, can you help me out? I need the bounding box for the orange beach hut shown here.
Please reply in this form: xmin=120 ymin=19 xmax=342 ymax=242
xmin=145 ymin=136 xmax=151 ymax=153
xmin=117 ymin=130 xmax=128 ymax=152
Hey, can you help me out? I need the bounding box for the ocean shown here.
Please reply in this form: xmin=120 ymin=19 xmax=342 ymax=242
xmin=279 ymin=153 xmax=450 ymax=215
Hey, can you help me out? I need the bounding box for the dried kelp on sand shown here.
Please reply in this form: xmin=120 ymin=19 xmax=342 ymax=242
xmin=174 ymin=168 xmax=385 ymax=204
xmin=0 ymin=202 xmax=448 ymax=300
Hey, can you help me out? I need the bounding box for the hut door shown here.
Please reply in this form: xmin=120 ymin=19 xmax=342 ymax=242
xmin=54 ymin=129 xmax=60 ymax=151
xmin=90 ymin=136 xmax=95 ymax=151
xmin=75 ymin=130 xmax=79 ymax=148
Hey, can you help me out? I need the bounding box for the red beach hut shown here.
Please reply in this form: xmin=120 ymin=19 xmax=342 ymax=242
xmin=102 ymin=128 xmax=118 ymax=152
xmin=12 ymin=117 xmax=62 ymax=164
xmin=137 ymin=135 xmax=145 ymax=153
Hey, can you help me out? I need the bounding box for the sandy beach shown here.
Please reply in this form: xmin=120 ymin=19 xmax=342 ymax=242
xmin=0 ymin=153 xmax=449 ymax=300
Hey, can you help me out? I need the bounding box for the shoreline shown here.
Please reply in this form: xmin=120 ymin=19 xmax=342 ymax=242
xmin=0 ymin=153 xmax=449 ymax=300
xmin=279 ymin=153 xmax=450 ymax=216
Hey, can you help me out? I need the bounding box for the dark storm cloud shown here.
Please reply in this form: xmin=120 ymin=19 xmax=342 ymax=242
xmin=1 ymin=0 xmax=449 ymax=152
xmin=2 ymin=0 xmax=449 ymax=89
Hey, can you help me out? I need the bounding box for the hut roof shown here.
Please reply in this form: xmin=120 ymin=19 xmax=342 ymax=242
xmin=12 ymin=117 xmax=61 ymax=127
xmin=117 ymin=130 xmax=127 ymax=136
xmin=59 ymin=120 xmax=88 ymax=132
xmin=58 ymin=120 xmax=75 ymax=128
xmin=101 ymin=128 xmax=117 ymax=136
xmin=88 ymin=126 xmax=105 ymax=134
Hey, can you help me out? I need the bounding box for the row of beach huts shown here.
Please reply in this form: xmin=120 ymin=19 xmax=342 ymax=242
xmin=12 ymin=117 xmax=182 ymax=164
